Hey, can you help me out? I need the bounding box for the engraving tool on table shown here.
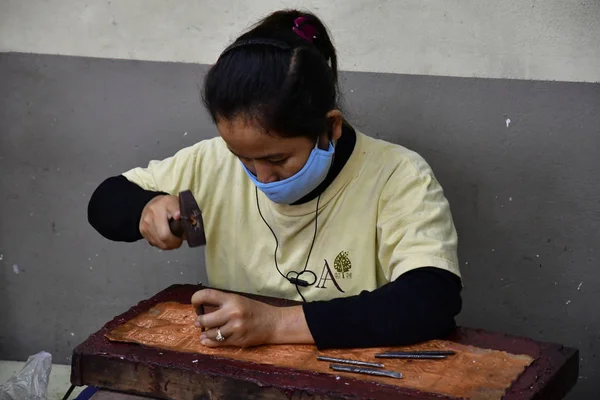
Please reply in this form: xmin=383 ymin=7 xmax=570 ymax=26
xmin=375 ymin=350 xmax=456 ymax=360
xmin=375 ymin=354 xmax=447 ymax=360
xmin=195 ymin=281 xmax=206 ymax=332
xmin=382 ymin=350 xmax=457 ymax=356
xmin=317 ymin=355 xmax=384 ymax=368
xmin=329 ymin=364 xmax=403 ymax=379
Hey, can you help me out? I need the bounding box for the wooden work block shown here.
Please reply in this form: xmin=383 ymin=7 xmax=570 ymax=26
xmin=71 ymin=284 xmax=579 ymax=400
xmin=90 ymin=390 xmax=151 ymax=399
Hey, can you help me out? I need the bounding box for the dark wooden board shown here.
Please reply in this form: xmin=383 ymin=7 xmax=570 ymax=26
xmin=71 ymin=284 xmax=579 ymax=400
xmin=90 ymin=391 xmax=151 ymax=399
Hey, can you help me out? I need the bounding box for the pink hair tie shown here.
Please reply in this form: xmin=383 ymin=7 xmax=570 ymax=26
xmin=293 ymin=17 xmax=318 ymax=43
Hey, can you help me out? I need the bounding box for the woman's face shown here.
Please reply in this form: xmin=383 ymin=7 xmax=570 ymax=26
xmin=217 ymin=111 xmax=342 ymax=183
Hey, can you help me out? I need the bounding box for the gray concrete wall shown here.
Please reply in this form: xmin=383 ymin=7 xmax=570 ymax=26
xmin=1 ymin=53 xmax=599 ymax=398
xmin=2 ymin=0 xmax=600 ymax=83
xmin=2 ymin=1 xmax=600 ymax=398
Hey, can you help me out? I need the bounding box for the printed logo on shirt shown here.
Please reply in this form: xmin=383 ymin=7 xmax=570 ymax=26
xmin=333 ymin=251 xmax=352 ymax=279
xmin=314 ymin=251 xmax=352 ymax=293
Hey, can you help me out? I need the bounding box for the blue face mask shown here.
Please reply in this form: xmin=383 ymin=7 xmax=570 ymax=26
xmin=241 ymin=140 xmax=335 ymax=204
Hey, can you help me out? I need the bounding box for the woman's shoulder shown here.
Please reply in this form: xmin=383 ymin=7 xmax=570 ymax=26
xmin=356 ymin=131 xmax=435 ymax=179
xmin=194 ymin=135 xmax=230 ymax=154
xmin=182 ymin=136 xmax=237 ymax=167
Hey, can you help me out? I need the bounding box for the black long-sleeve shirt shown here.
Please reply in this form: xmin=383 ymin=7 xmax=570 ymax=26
xmin=88 ymin=126 xmax=462 ymax=349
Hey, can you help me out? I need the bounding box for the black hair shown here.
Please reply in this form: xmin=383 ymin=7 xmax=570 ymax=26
xmin=202 ymin=9 xmax=339 ymax=139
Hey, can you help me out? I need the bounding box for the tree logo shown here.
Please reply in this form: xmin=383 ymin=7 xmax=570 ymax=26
xmin=333 ymin=251 xmax=352 ymax=279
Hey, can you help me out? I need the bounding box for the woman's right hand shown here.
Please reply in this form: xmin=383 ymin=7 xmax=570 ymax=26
xmin=139 ymin=195 xmax=184 ymax=250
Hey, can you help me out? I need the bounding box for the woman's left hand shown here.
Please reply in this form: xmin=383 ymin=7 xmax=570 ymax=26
xmin=191 ymin=289 xmax=284 ymax=348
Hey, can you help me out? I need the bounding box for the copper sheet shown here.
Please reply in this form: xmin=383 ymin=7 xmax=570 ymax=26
xmin=106 ymin=302 xmax=534 ymax=400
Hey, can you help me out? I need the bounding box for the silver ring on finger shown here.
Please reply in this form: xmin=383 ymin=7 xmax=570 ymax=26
xmin=216 ymin=327 xmax=225 ymax=342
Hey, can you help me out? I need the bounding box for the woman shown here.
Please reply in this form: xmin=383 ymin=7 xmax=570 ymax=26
xmin=88 ymin=9 xmax=462 ymax=350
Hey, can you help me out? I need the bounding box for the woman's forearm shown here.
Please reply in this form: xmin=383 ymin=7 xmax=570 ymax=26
xmin=270 ymin=305 xmax=315 ymax=345
xmin=88 ymin=175 xmax=165 ymax=242
xmin=302 ymin=267 xmax=462 ymax=350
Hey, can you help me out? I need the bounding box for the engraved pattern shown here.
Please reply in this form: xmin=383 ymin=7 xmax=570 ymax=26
xmin=106 ymin=302 xmax=534 ymax=399
xmin=158 ymin=309 xmax=197 ymax=323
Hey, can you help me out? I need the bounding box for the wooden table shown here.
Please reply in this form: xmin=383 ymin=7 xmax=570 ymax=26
xmin=71 ymin=284 xmax=579 ymax=400
xmin=89 ymin=391 xmax=148 ymax=399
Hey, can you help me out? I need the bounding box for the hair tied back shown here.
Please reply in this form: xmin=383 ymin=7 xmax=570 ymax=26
xmin=293 ymin=17 xmax=319 ymax=43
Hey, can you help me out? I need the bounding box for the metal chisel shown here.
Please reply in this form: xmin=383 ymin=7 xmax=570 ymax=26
xmin=375 ymin=350 xmax=456 ymax=359
xmin=329 ymin=364 xmax=402 ymax=379
xmin=317 ymin=356 xmax=384 ymax=368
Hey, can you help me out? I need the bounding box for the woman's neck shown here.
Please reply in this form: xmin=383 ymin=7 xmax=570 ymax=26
xmin=292 ymin=123 xmax=357 ymax=205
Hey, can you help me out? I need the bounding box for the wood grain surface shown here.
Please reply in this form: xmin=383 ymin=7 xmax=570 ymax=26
xmin=106 ymin=301 xmax=533 ymax=400
xmin=70 ymin=284 xmax=579 ymax=400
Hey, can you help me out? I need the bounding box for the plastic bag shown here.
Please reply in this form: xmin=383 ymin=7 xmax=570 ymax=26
xmin=0 ymin=351 xmax=52 ymax=400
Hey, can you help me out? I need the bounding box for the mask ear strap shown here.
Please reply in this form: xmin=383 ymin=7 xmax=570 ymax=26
xmin=314 ymin=134 xmax=332 ymax=150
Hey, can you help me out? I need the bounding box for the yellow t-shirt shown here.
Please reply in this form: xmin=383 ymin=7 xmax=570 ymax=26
xmin=122 ymin=131 xmax=460 ymax=301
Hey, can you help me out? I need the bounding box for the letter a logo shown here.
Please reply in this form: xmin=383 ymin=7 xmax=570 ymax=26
xmin=315 ymin=260 xmax=345 ymax=293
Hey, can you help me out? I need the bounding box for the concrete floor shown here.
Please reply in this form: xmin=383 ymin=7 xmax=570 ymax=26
xmin=0 ymin=360 xmax=84 ymax=399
